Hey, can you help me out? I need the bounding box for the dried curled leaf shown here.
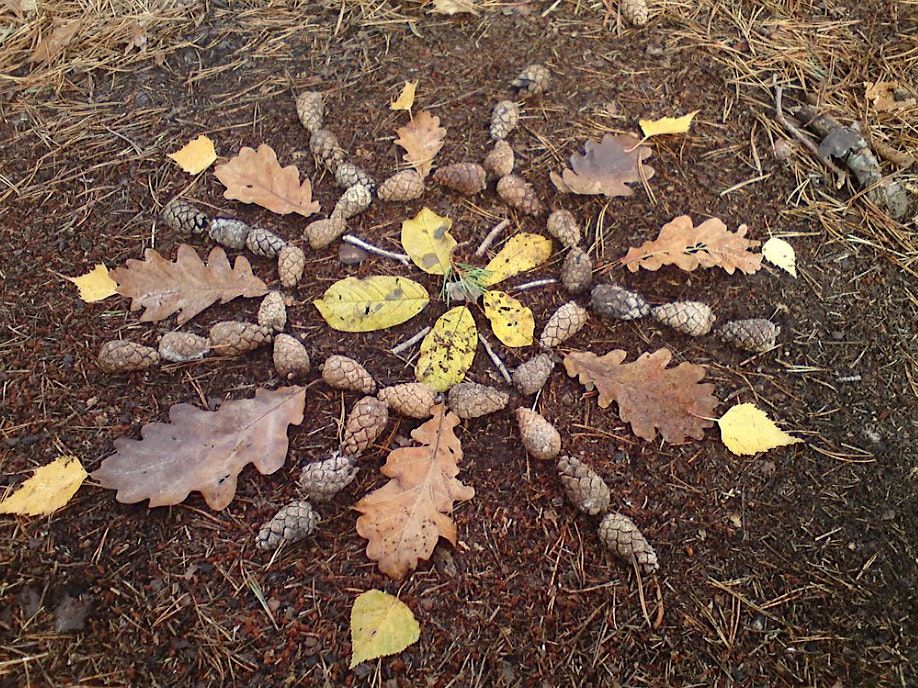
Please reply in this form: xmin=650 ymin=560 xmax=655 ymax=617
xmin=314 ymin=276 xmax=429 ymax=332
xmin=395 ymin=110 xmax=446 ymax=179
xmin=415 ymin=306 xmax=477 ymax=392
xmin=552 ymin=134 xmax=655 ymax=198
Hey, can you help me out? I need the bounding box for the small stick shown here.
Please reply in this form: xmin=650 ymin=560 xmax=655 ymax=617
xmin=390 ymin=326 xmax=431 ymax=355
xmin=341 ymin=234 xmax=410 ymax=265
xmin=477 ymin=333 xmax=512 ymax=384
xmin=512 ymin=278 xmax=557 ymax=292
xmin=475 ymin=219 xmax=510 ymax=257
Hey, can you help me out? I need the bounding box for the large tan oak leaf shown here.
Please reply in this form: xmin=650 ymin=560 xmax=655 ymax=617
xmin=113 ymin=244 xmax=267 ymax=325
xmin=395 ymin=110 xmax=446 ymax=179
xmin=92 ymin=387 xmax=305 ymax=510
xmin=564 ymin=349 xmax=718 ymax=445
xmin=355 ymin=404 xmax=474 ymax=580
xmin=550 ymin=133 xmax=655 ymax=198
xmin=215 ymin=143 xmax=320 ymax=217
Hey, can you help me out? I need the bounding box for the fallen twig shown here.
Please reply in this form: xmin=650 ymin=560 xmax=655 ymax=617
xmin=512 ymin=278 xmax=557 ymax=292
xmin=341 ymin=234 xmax=410 ymax=265
xmin=390 ymin=326 xmax=431 ymax=355
xmin=475 ymin=219 xmax=510 ymax=257
xmin=477 ymin=333 xmax=512 ymax=384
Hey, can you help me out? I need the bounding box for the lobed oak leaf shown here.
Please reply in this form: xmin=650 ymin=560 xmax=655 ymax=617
xmin=395 ymin=110 xmax=446 ymax=179
xmin=552 ymin=134 xmax=654 ymax=198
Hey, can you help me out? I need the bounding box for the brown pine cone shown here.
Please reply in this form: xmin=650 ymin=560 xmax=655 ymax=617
xmin=256 ymin=499 xmax=319 ymax=551
xmin=561 ymin=248 xmax=593 ymax=295
xmin=546 ymin=209 xmax=581 ymax=248
xmin=162 ymin=199 xmax=208 ymax=235
xmin=295 ymin=91 xmax=324 ymax=133
xmin=496 ymin=174 xmax=542 ymax=215
xmin=209 ymin=321 xmax=273 ymax=356
xmin=620 ymin=0 xmax=649 ymax=27
xmin=515 ymin=408 xmax=561 ymax=461
xmin=483 ymin=140 xmax=515 ymax=178
xmin=598 ymin=512 xmax=658 ymax=573
xmin=278 ymin=245 xmax=306 ymax=288
xmin=97 ymin=340 xmax=160 ymax=372
xmin=377 ymin=170 xmax=425 ymax=202
xmin=158 ymin=332 xmax=210 ymax=363
xmin=273 ymin=333 xmax=311 ymax=380
xmin=320 ymin=355 xmax=376 ymax=393
xmin=257 ymin=291 xmax=287 ymax=332
xmin=540 ymin=301 xmax=589 ymax=349
xmin=447 ymin=382 xmax=509 ymax=419
xmin=298 ymin=453 xmax=359 ymax=503
xmin=335 ymin=162 xmax=377 ymax=191
xmin=557 ymin=455 xmax=611 ymax=516
xmin=652 ymin=301 xmax=715 ymax=337
xmin=208 ymin=217 xmax=250 ymax=250
xmin=303 ymin=217 xmax=347 ymax=249
xmin=330 ymin=184 xmax=372 ymax=220
xmin=246 ymin=226 xmax=287 ymax=258
xmin=432 ymin=163 xmax=487 ymax=195
xmin=490 ymin=100 xmax=520 ymax=140
xmin=590 ymin=284 xmax=650 ymax=321
xmin=513 ymin=353 xmax=555 ymax=395
xmin=342 ymin=396 xmax=389 ymax=456
xmin=719 ymin=318 xmax=780 ymax=352
xmin=512 ymin=64 xmax=551 ymax=96
xmin=309 ymin=129 xmax=345 ymax=173
xmin=377 ymin=383 xmax=437 ymax=419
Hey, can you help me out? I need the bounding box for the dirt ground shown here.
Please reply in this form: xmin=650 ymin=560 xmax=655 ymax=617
xmin=1 ymin=1 xmax=916 ymax=686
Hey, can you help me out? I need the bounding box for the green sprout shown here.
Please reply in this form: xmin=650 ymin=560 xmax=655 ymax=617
xmin=441 ymin=263 xmax=492 ymax=306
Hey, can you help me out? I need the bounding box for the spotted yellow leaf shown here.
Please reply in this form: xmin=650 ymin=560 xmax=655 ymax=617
xmin=401 ymin=207 xmax=456 ymax=275
xmin=481 ymin=233 xmax=553 ymax=287
xmin=762 ymin=237 xmax=797 ymax=277
xmin=0 ymin=456 xmax=87 ymax=516
xmin=64 ymin=264 xmax=117 ymax=302
xmin=718 ymin=403 xmax=803 ymax=456
xmin=639 ymin=111 xmax=699 ymax=138
xmin=349 ymin=590 xmax=420 ymax=669
xmin=482 ymin=290 xmax=534 ymax=347
xmin=168 ymin=134 xmax=217 ymax=174
xmin=314 ymin=276 xmax=429 ymax=332
xmin=416 ymin=306 xmax=477 ymax=391
xmin=390 ymin=80 xmax=418 ymax=111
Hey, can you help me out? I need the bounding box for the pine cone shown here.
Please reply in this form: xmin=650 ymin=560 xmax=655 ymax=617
xmin=590 ymin=284 xmax=650 ymax=321
xmin=652 ymin=301 xmax=715 ymax=337
xmin=303 ymin=217 xmax=347 ymax=249
xmin=330 ymin=184 xmax=372 ymax=221
xmin=515 ymin=408 xmax=561 ymax=461
xmin=719 ymin=318 xmax=780 ymax=352
xmin=246 ymin=226 xmax=287 ymax=258
xmin=447 ymin=382 xmax=509 ymax=419
xmin=433 ymin=162 xmax=487 ymax=195
xmin=97 ymin=340 xmax=160 ymax=372
xmin=278 ymin=245 xmax=306 ymax=288
xmin=557 ymin=455 xmax=610 ymax=516
xmin=342 ymin=396 xmax=388 ymax=456
xmin=490 ymin=100 xmax=520 ymax=140
xmin=513 ymin=354 xmax=554 ymax=395
xmin=295 ymin=91 xmax=324 ymax=133
xmin=273 ymin=333 xmax=311 ymax=380
xmin=540 ymin=301 xmax=589 ymax=349
xmin=158 ymin=332 xmax=210 ymax=363
xmin=257 ymin=291 xmax=287 ymax=332
xmin=598 ymin=512 xmax=658 ymax=573
xmin=377 ymin=170 xmax=425 ymax=202
xmin=497 ymin=174 xmax=542 ymax=215
xmin=208 ymin=217 xmax=250 ymax=250
xmin=320 ymin=355 xmax=376 ymax=393
xmin=335 ymin=162 xmax=377 ymax=191
xmin=309 ymin=129 xmax=345 ymax=173
xmin=378 ymin=383 xmax=437 ymax=419
xmin=162 ymin=199 xmax=208 ymax=235
xmin=298 ymin=453 xmax=359 ymax=503
xmin=209 ymin=321 xmax=273 ymax=356
xmin=483 ymin=140 xmax=514 ymax=178
xmin=546 ymin=209 xmax=581 ymax=248
xmin=512 ymin=64 xmax=551 ymax=96
xmin=620 ymin=0 xmax=649 ymax=27
xmin=256 ymin=499 xmax=319 ymax=551
xmin=561 ymin=248 xmax=593 ymax=294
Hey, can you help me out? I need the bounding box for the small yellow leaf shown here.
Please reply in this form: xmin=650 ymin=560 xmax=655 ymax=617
xmin=762 ymin=237 xmax=797 ymax=277
xmin=0 ymin=456 xmax=87 ymax=516
xmin=401 ymin=208 xmax=456 ymax=275
xmin=430 ymin=0 xmax=479 ymax=14
xmin=718 ymin=403 xmax=803 ymax=456
xmin=65 ymin=264 xmax=118 ymax=302
xmin=314 ymin=276 xmax=429 ymax=332
xmin=481 ymin=233 xmax=553 ymax=287
xmin=168 ymin=135 xmax=218 ymax=174
xmin=639 ymin=111 xmax=699 ymax=138
xmin=349 ymin=590 xmax=420 ymax=669
xmin=482 ymin=290 xmax=534 ymax=347
xmin=390 ymin=80 xmax=418 ymax=111
xmin=416 ymin=306 xmax=477 ymax=391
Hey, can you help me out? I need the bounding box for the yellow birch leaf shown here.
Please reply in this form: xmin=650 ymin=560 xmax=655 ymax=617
xmin=401 ymin=207 xmax=456 ymax=275
xmin=480 ymin=233 xmax=553 ymax=287
xmin=718 ymin=403 xmax=803 ymax=456
xmin=64 ymin=264 xmax=118 ymax=302
xmin=0 ymin=456 xmax=87 ymax=516
xmin=349 ymin=590 xmax=420 ymax=669
xmin=639 ymin=111 xmax=699 ymax=138
xmin=168 ymin=135 xmax=218 ymax=174
xmin=390 ymin=80 xmax=418 ymax=111
xmin=314 ymin=276 xmax=429 ymax=332
xmin=416 ymin=306 xmax=477 ymax=391
xmin=762 ymin=237 xmax=797 ymax=277
xmin=482 ymin=290 xmax=534 ymax=347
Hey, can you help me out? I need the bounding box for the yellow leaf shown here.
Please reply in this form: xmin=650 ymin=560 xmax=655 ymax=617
xmin=401 ymin=207 xmax=456 ymax=275
xmin=168 ymin=135 xmax=218 ymax=174
xmin=390 ymin=80 xmax=418 ymax=111
xmin=481 ymin=233 xmax=553 ymax=287
xmin=430 ymin=0 xmax=479 ymax=14
xmin=639 ymin=111 xmax=699 ymax=138
xmin=717 ymin=404 xmax=803 ymax=456
xmin=349 ymin=590 xmax=420 ymax=669
xmin=416 ymin=306 xmax=477 ymax=391
xmin=64 ymin=264 xmax=117 ymax=302
xmin=0 ymin=456 xmax=87 ymax=516
xmin=314 ymin=276 xmax=429 ymax=332
xmin=762 ymin=237 xmax=797 ymax=277
xmin=482 ymin=290 xmax=534 ymax=347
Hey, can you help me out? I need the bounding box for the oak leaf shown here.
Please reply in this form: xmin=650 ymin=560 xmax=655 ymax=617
xmin=355 ymin=405 xmax=474 ymax=579
xmin=29 ymin=18 xmax=81 ymax=64
xmin=564 ymin=349 xmax=718 ymax=444
xmin=92 ymin=387 xmax=305 ymax=510
xmin=113 ymin=244 xmax=268 ymax=325
xmin=550 ymin=134 xmax=654 ymax=198
xmin=395 ymin=110 xmax=446 ymax=179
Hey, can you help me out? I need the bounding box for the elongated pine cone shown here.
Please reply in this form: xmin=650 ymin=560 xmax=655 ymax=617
xmin=331 ymin=183 xmax=372 ymax=220
xmin=490 ymin=100 xmax=520 ymax=140
xmin=342 ymin=396 xmax=388 ymax=456
xmin=561 ymin=248 xmax=593 ymax=294
xmin=620 ymin=0 xmax=649 ymax=27
xmin=483 ymin=140 xmax=514 ymax=178
xmin=304 ymin=217 xmax=347 ymax=249
xmin=98 ymin=340 xmax=159 ymax=372
xmin=335 ymin=162 xmax=377 ymax=191
xmin=540 ymin=301 xmax=589 ymax=349
xmin=547 ymin=209 xmax=581 ymax=248
xmin=378 ymin=383 xmax=437 ymax=419
xmin=497 ymin=174 xmax=542 ymax=215
xmin=598 ymin=512 xmax=658 ymax=573
xmin=158 ymin=332 xmax=210 ymax=363
xmin=447 ymin=382 xmax=509 ymax=419
xmin=278 ymin=245 xmax=306 ymax=288
xmin=433 ymin=162 xmax=487 ymax=195
xmin=513 ymin=353 xmax=555 ymax=395
xmin=208 ymin=217 xmax=250 ymax=250
xmin=258 ymin=291 xmax=287 ymax=332
xmin=246 ymin=226 xmax=287 ymax=258
xmin=256 ymin=500 xmax=319 ymax=551
xmin=377 ymin=170 xmax=425 ymax=202
xmin=273 ymin=333 xmax=311 ymax=380
xmin=209 ymin=321 xmax=273 ymax=356
xmin=515 ymin=408 xmax=561 ymax=461
xmin=309 ymin=129 xmax=344 ymax=173
xmin=296 ymin=91 xmax=324 ymax=133
xmin=512 ymin=64 xmax=551 ymax=96
xmin=162 ymin=199 xmax=208 ymax=235
xmin=719 ymin=318 xmax=780 ymax=352
xmin=557 ymin=455 xmax=611 ymax=516
xmin=298 ymin=453 xmax=359 ymax=503
xmin=652 ymin=301 xmax=715 ymax=337
xmin=321 ymin=355 xmax=376 ymax=393
xmin=590 ymin=284 xmax=650 ymax=321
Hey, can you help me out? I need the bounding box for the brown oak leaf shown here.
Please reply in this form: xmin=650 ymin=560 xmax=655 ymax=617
xmin=113 ymin=244 xmax=267 ymax=325
xmin=395 ymin=110 xmax=446 ymax=179
xmin=215 ymin=143 xmax=320 ymax=217
xmin=92 ymin=387 xmax=305 ymax=510
xmin=620 ymin=215 xmax=762 ymax=275
xmin=564 ymin=349 xmax=718 ymax=445
xmin=550 ymin=133 xmax=654 ymax=197
xmin=355 ymin=404 xmax=474 ymax=580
